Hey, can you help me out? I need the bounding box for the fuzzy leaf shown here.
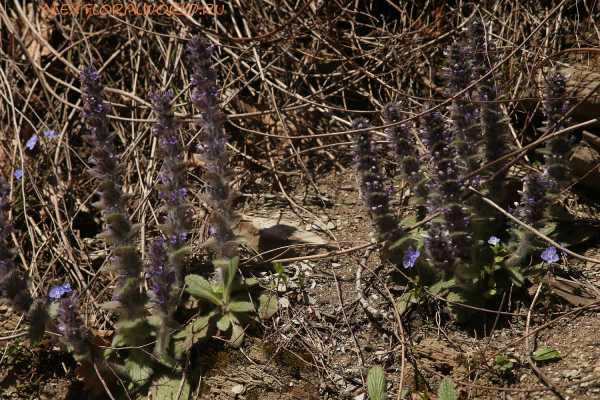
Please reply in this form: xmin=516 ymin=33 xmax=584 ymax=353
xmin=124 ymin=351 xmax=153 ymax=385
xmin=230 ymin=278 xmax=259 ymax=292
xmin=447 ymin=291 xmax=467 ymax=322
xmin=99 ymin=301 xmax=122 ymax=311
xmin=505 ymin=265 xmax=525 ymax=287
xmin=217 ymin=314 xmax=231 ymax=331
xmin=397 ymin=291 xmax=415 ymax=315
xmin=146 ymin=315 xmax=162 ymax=328
xmin=429 ymin=278 xmax=456 ymax=295
xmin=367 ymin=366 xmax=388 ymax=400
xmin=223 ymin=257 xmax=239 ymax=301
xmin=185 ymin=275 xmax=221 ymax=305
xmin=172 ymin=311 xmax=217 ymax=358
xmin=229 ymin=301 xmax=255 ymax=313
xmin=115 ymin=317 xmax=145 ymax=330
xmin=149 ymin=372 xmax=190 ymax=400
xmin=256 ymin=293 xmax=278 ymax=319
xmin=437 ymin=377 xmax=457 ymax=400
xmin=229 ymin=322 xmax=245 ymax=348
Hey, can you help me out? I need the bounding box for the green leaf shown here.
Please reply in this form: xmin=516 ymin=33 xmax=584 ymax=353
xmin=223 ymin=257 xmax=239 ymax=301
xmin=230 ymin=322 xmax=245 ymax=348
xmin=256 ymin=293 xmax=278 ymax=319
xmin=429 ymin=278 xmax=457 ymax=295
xmin=229 ymin=301 xmax=255 ymax=313
xmin=505 ymin=265 xmax=525 ymax=287
xmin=397 ymin=291 xmax=415 ymax=315
xmin=437 ymin=377 xmax=457 ymax=400
xmin=99 ymin=301 xmax=123 ymax=311
xmin=533 ymin=348 xmax=559 ymax=361
xmin=172 ymin=311 xmax=217 ymax=358
xmin=494 ymin=256 xmax=504 ymax=263
xmin=217 ymin=314 xmax=231 ymax=331
xmin=124 ymin=351 xmax=153 ymax=385
xmin=185 ymin=275 xmax=221 ymax=305
xmin=149 ymin=371 xmax=190 ymax=400
xmin=367 ymin=366 xmax=388 ymax=400
xmin=230 ymin=278 xmax=260 ymax=292
xmin=447 ymin=291 xmax=467 ymax=322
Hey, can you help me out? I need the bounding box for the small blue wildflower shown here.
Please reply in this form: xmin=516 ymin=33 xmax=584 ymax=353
xmin=403 ymin=248 xmax=421 ymax=268
xmin=26 ymin=135 xmax=38 ymax=150
xmin=43 ymin=129 xmax=58 ymax=138
xmin=488 ymin=236 xmax=500 ymax=246
xmin=557 ymin=242 xmax=568 ymax=257
xmin=14 ymin=169 xmax=23 ymax=180
xmin=60 ymin=282 xmax=72 ymax=293
xmin=541 ymin=247 xmax=559 ymax=265
xmin=49 ymin=285 xmax=64 ymax=299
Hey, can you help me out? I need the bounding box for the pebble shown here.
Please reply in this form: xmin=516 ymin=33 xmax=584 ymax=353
xmin=279 ymin=297 xmax=290 ymax=308
xmin=332 ymin=263 xmax=341 ymax=268
xmin=327 ymin=222 xmax=336 ymax=230
xmin=231 ymin=384 xmax=244 ymax=394
xmin=305 ymin=224 xmax=312 ymax=231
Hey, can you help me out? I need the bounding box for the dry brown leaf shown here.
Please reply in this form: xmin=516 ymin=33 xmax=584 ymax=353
xmin=8 ymin=2 xmax=56 ymax=62
xmin=74 ymin=328 xmax=117 ymax=395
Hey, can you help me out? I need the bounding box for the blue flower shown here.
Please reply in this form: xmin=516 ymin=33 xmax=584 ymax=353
xmin=43 ymin=129 xmax=58 ymax=138
xmin=14 ymin=169 xmax=23 ymax=180
xmin=488 ymin=236 xmax=500 ymax=246
xmin=60 ymin=282 xmax=72 ymax=293
xmin=48 ymin=285 xmax=65 ymax=299
xmin=541 ymin=247 xmax=559 ymax=265
xmin=403 ymin=248 xmax=421 ymax=268
xmin=26 ymin=135 xmax=38 ymax=150
xmin=557 ymin=242 xmax=568 ymax=257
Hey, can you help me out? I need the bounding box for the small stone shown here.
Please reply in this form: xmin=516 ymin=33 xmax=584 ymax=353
xmin=305 ymin=224 xmax=312 ymax=231
xmin=231 ymin=384 xmax=244 ymax=394
xmin=353 ymin=394 xmax=366 ymax=400
xmin=279 ymin=297 xmax=290 ymax=308
xmin=332 ymin=263 xmax=341 ymax=268
xmin=327 ymin=222 xmax=336 ymax=230
xmin=520 ymin=374 xmax=529 ymax=382
xmin=312 ymin=222 xmax=325 ymax=231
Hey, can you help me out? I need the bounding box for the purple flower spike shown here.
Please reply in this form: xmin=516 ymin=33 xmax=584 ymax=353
xmin=187 ymin=35 xmax=244 ymax=284
xmin=540 ymin=70 xmax=574 ymax=194
xmin=351 ymin=117 xmax=406 ymax=247
xmin=541 ymin=247 xmax=559 ymax=265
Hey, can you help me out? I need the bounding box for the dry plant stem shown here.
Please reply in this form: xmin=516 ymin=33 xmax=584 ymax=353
xmin=353 ymin=250 xmax=406 ymax=398
xmin=461 ymin=299 xmax=600 ymax=382
xmin=525 ymin=285 xmax=593 ymax=400
xmin=355 ymin=246 xmax=394 ymax=320
xmin=468 ymin=186 xmax=600 ymax=264
xmin=330 ymin=262 xmax=365 ymax=367
xmin=93 ymin=362 xmax=117 ymax=400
